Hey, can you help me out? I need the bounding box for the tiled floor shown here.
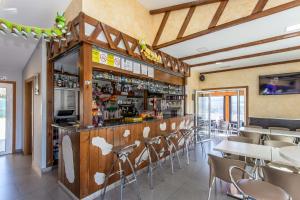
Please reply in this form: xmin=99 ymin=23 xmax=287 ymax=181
xmin=0 ymin=138 xmax=234 ymax=200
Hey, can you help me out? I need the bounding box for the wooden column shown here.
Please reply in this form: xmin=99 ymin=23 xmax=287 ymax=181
xmin=80 ymin=43 xmax=93 ymax=127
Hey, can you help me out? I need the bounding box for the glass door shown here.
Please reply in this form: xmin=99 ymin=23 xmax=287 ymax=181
xmin=195 ymin=91 xmax=211 ymax=137
xmin=0 ymin=83 xmax=13 ymax=155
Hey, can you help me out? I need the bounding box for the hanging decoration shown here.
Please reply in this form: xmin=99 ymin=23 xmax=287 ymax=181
xmin=139 ymin=39 xmax=162 ymax=64
xmin=0 ymin=12 xmax=70 ymax=42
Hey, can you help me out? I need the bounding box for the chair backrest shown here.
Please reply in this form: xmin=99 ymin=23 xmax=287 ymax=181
xmin=269 ymin=127 xmax=290 ymax=131
xmin=247 ymin=125 xmax=263 ymax=129
xmin=264 ymin=140 xmax=296 ymax=148
xmin=208 ymin=154 xmax=246 ymax=186
xmin=228 ymin=136 xmax=253 ymax=144
xmin=268 ymin=127 xmax=294 ymax=143
xmin=262 ymin=166 xmax=300 ymax=200
xmin=240 ymin=131 xmax=261 ymax=144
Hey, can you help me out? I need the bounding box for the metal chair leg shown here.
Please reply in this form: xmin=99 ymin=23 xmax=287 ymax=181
xmin=101 ymin=159 xmax=117 ymax=200
xmin=126 ymin=157 xmax=141 ymax=200
xmin=118 ymin=161 xmax=123 ymax=200
xmin=150 ymin=144 xmax=165 ymax=181
xmin=208 ymin=177 xmax=216 ymax=200
xmin=147 ymin=148 xmax=153 ymax=189
xmin=186 ymin=142 xmax=190 ymax=165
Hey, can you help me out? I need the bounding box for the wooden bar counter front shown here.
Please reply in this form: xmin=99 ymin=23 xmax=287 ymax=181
xmin=57 ymin=115 xmax=193 ymax=199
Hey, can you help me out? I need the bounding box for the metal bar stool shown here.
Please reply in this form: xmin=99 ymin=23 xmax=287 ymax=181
xmin=101 ymin=143 xmax=141 ymax=200
xmin=141 ymin=136 xmax=165 ymax=189
xmin=180 ymin=128 xmax=195 ymax=165
xmin=161 ymin=131 xmax=182 ymax=174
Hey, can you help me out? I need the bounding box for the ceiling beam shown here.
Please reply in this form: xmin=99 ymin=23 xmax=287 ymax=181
xmin=200 ymin=59 xmax=300 ymax=74
xmin=149 ymin=0 xmax=223 ymax=15
xmin=153 ymin=0 xmax=300 ymax=49
xmin=177 ymin=6 xmax=196 ymax=38
xmin=152 ymin=11 xmax=170 ymax=47
xmin=180 ymin=31 xmax=300 ymax=61
xmin=209 ymin=0 xmax=229 ymax=28
xmin=252 ymin=0 xmax=269 ymax=14
xmin=190 ymin=45 xmax=300 ymax=67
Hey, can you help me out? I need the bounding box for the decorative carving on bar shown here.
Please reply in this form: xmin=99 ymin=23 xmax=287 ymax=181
xmin=48 ymin=13 xmax=191 ymax=77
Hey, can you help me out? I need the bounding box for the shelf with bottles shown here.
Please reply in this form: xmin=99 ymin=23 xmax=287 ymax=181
xmin=54 ymin=71 xmax=79 ymax=89
xmin=93 ymin=71 xmax=184 ymax=95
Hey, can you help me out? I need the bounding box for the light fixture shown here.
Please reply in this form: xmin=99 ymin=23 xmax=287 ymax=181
xmin=51 ymin=30 xmax=57 ymax=37
xmin=60 ymin=37 xmax=66 ymax=41
xmin=33 ymin=34 xmax=39 ymax=40
xmin=286 ymin=24 xmax=300 ymax=32
xmin=215 ymin=62 xmax=223 ymax=65
xmin=11 ymin=27 xmax=20 ymax=37
xmin=3 ymin=8 xmax=18 ymax=14
xmin=21 ymin=28 xmax=28 ymax=39
xmin=0 ymin=22 xmax=8 ymax=30
xmin=0 ymin=27 xmax=6 ymax=35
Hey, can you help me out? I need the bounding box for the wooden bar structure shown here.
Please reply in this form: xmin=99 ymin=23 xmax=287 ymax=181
xmin=47 ymin=12 xmax=193 ymax=199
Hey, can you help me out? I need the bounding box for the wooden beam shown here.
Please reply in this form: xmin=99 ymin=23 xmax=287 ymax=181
xmin=191 ymin=45 xmax=300 ymax=67
xmin=200 ymin=59 xmax=300 ymax=74
xmin=209 ymin=0 xmax=228 ymax=28
xmin=150 ymin=0 xmax=223 ymax=15
xmin=153 ymin=11 xmax=170 ymax=46
xmin=153 ymin=0 xmax=300 ymax=49
xmin=252 ymin=0 xmax=269 ymax=14
xmin=177 ymin=6 xmax=196 ymax=38
xmin=180 ymin=31 xmax=300 ymax=60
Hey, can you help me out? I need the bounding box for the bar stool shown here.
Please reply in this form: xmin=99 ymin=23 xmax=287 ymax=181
xmin=142 ymin=136 xmax=165 ymax=189
xmin=101 ymin=143 xmax=141 ymax=200
xmin=179 ymin=128 xmax=195 ymax=165
xmin=161 ymin=131 xmax=182 ymax=174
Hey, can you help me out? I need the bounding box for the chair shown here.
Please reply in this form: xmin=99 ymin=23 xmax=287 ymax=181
xmin=227 ymin=136 xmax=253 ymax=144
xmin=207 ymin=154 xmax=247 ymax=200
xmin=229 ymin=166 xmax=290 ymax=200
xmin=262 ymin=166 xmax=300 ymax=200
xmin=268 ymin=127 xmax=294 ymax=143
xmin=161 ymin=131 xmax=182 ymax=174
xmin=247 ymin=125 xmax=263 ymax=129
xmin=263 ymin=140 xmax=298 ymax=173
xmin=101 ymin=144 xmax=141 ymax=200
xmin=227 ymin=136 xmax=254 ymax=163
xmin=240 ymin=131 xmax=262 ymax=144
xmin=142 ymin=136 xmax=165 ymax=189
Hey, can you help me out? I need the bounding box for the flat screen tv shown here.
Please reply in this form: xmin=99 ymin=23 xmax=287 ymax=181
xmin=259 ymin=72 xmax=300 ymax=95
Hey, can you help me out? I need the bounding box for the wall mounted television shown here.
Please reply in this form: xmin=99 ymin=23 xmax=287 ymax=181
xmin=259 ymin=72 xmax=300 ymax=95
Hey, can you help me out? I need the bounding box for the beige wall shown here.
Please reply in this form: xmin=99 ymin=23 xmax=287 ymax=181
xmin=187 ymin=62 xmax=300 ymax=120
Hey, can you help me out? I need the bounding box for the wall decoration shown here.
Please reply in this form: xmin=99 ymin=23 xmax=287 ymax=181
xmin=160 ymin=122 xmax=166 ymax=131
xmin=94 ymin=172 xmax=106 ymax=185
xmin=0 ymin=12 xmax=69 ymax=41
xmin=123 ymin=130 xmax=130 ymax=137
xmin=92 ymin=137 xmax=113 ymax=156
xmin=143 ymin=127 xmax=150 ymax=138
xmin=62 ymin=135 xmax=75 ymax=184
xmin=139 ymin=39 xmax=162 ymax=64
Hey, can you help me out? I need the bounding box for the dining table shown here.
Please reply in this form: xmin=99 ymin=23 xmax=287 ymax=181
xmin=214 ymin=140 xmax=297 ymax=168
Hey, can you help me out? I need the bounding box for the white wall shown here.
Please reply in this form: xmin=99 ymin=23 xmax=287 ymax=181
xmin=23 ymin=39 xmax=48 ymax=173
xmin=0 ymin=69 xmax=23 ymax=150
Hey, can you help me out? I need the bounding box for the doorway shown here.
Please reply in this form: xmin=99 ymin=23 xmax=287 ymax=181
xmin=24 ymin=78 xmax=34 ymax=155
xmin=0 ymin=82 xmax=15 ymax=155
xmin=195 ymin=87 xmax=248 ymax=137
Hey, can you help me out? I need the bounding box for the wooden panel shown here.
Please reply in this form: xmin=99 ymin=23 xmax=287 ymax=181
xmin=80 ymin=131 xmax=90 ymax=198
xmin=89 ymin=129 xmax=100 ymax=194
xmin=80 ymin=43 xmax=93 ymax=127
xmin=154 ymin=69 xmax=184 ymax=85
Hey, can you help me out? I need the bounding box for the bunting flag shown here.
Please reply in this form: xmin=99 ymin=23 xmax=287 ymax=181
xmin=0 ymin=12 xmax=70 ymax=42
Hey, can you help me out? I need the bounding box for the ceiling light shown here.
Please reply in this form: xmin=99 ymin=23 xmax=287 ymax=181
xmin=215 ymin=62 xmax=223 ymax=65
xmin=60 ymin=37 xmax=66 ymax=41
xmin=286 ymin=24 xmax=300 ymax=32
xmin=51 ymin=31 xmax=57 ymax=37
xmin=21 ymin=30 xmax=28 ymax=40
xmin=33 ymin=34 xmax=39 ymax=40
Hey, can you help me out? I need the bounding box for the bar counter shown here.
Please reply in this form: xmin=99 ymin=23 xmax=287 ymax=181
xmin=56 ymin=115 xmax=194 ymax=199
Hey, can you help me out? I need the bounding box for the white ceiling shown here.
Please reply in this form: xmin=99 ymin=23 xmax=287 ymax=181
xmin=0 ymin=0 xmax=71 ymax=71
xmin=138 ymin=0 xmax=194 ymax=10
xmin=159 ymin=6 xmax=300 ymax=73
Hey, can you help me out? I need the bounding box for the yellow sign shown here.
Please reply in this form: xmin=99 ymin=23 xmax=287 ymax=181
xmin=92 ymin=49 xmax=100 ymax=63
xmin=107 ymin=54 xmax=115 ymax=67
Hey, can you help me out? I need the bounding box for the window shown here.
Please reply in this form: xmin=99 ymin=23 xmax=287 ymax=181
xmin=230 ymin=95 xmax=245 ymax=124
xmin=210 ymin=96 xmax=224 ymax=121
